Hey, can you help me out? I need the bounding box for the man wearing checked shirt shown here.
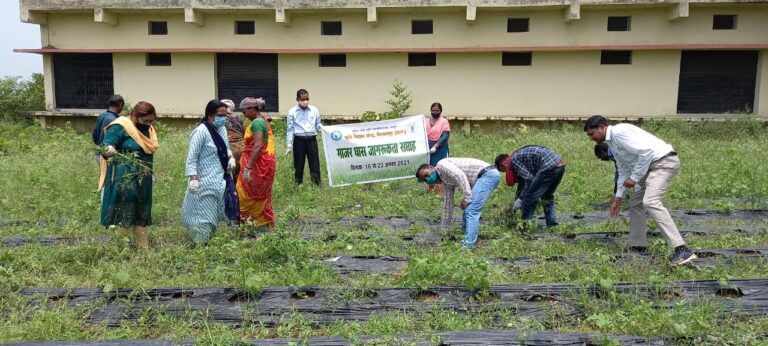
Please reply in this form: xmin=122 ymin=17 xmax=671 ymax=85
xmin=415 ymin=158 xmax=500 ymax=250
xmin=286 ymin=89 xmax=322 ymax=185
xmin=494 ymin=145 xmax=566 ymax=228
xmin=584 ymin=115 xmax=696 ymax=266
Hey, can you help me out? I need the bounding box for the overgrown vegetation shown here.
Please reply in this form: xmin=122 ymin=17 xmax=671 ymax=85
xmin=1 ymin=114 xmax=767 ymax=344
xmin=0 ymin=73 xmax=44 ymax=123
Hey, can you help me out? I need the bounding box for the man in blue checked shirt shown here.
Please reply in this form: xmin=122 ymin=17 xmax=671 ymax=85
xmin=286 ymin=89 xmax=322 ymax=185
xmin=494 ymin=145 xmax=566 ymax=228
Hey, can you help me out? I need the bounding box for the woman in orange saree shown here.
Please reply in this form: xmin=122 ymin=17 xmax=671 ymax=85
xmin=236 ymin=97 xmax=276 ymax=229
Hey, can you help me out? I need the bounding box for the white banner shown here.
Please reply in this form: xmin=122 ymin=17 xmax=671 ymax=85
xmin=320 ymin=115 xmax=429 ymax=187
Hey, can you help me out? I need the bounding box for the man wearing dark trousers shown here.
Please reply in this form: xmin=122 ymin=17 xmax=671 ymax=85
xmin=286 ymin=89 xmax=322 ymax=185
xmin=494 ymin=145 xmax=566 ymax=228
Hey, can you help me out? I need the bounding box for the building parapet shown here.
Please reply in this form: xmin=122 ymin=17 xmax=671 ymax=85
xmin=20 ymin=0 xmax=766 ymax=25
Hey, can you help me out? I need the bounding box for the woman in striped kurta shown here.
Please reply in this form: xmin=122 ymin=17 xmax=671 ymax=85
xmin=181 ymin=100 xmax=237 ymax=244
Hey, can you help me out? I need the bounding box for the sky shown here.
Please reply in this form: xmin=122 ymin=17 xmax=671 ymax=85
xmin=0 ymin=1 xmax=43 ymax=78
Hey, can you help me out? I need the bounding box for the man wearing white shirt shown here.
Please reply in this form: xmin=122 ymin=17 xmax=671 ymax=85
xmin=286 ymin=89 xmax=322 ymax=185
xmin=584 ymin=115 xmax=696 ymax=266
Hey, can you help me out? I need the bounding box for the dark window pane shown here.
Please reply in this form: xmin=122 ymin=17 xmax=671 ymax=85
xmin=319 ymin=54 xmax=346 ymax=67
xmin=607 ymin=16 xmax=631 ymax=31
xmin=321 ymin=21 xmax=342 ymax=35
xmin=412 ymin=20 xmax=433 ymax=34
xmin=217 ymin=53 xmax=279 ymax=112
xmin=408 ymin=53 xmax=436 ymax=66
xmin=713 ymin=15 xmax=736 ymax=30
xmin=53 ymin=53 xmax=114 ymax=109
xmin=502 ymin=52 xmax=532 ymax=66
xmin=146 ymin=53 xmax=172 ymax=66
xmin=148 ymin=21 xmax=168 ymax=35
xmin=507 ymin=18 xmax=529 ymax=33
xmin=235 ymin=21 xmax=255 ymax=35
xmin=601 ymin=50 xmax=632 ymax=65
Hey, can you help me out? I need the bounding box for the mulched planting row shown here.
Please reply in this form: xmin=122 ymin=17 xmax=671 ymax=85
xmin=2 ymin=209 xmax=765 ymax=234
xmin=4 ymin=328 xmax=666 ymax=345
xmin=325 ymin=247 xmax=768 ymax=276
xmin=19 ymin=279 xmax=768 ymax=328
xmin=21 ymin=286 xmax=578 ymax=327
xmin=3 ymin=223 xmax=764 ymax=248
xmin=287 ymin=209 xmax=768 ymax=230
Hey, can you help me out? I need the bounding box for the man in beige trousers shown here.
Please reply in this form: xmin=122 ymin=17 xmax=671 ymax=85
xmin=584 ymin=115 xmax=696 ymax=266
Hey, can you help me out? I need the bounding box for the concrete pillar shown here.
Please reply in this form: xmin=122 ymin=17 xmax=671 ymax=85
xmin=38 ymin=115 xmax=49 ymax=130
xmin=669 ymin=1 xmax=689 ymax=20
xmin=466 ymin=5 xmax=477 ymax=23
xmin=43 ymin=54 xmax=55 ymax=111
xmin=367 ymin=6 xmax=378 ymax=24
xmin=94 ymin=8 xmax=118 ymax=26
xmin=20 ymin=9 xmax=47 ymax=24
xmin=565 ymin=0 xmax=580 ymax=22
xmin=756 ymin=50 xmax=768 ymax=118
xmin=461 ymin=119 xmax=472 ymax=135
xmin=185 ymin=7 xmax=205 ymax=26
xmin=276 ymin=8 xmax=291 ymax=26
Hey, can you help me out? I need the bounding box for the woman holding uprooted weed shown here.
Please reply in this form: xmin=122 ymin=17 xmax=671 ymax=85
xmin=99 ymin=101 xmax=160 ymax=250
xmin=181 ymin=100 xmax=240 ymax=245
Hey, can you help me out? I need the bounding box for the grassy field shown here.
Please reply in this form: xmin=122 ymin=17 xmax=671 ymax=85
xmin=1 ymin=118 xmax=767 ymax=344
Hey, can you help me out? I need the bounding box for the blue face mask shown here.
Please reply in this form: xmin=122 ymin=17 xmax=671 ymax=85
xmin=213 ymin=116 xmax=227 ymax=128
xmin=425 ymin=171 xmax=439 ymax=185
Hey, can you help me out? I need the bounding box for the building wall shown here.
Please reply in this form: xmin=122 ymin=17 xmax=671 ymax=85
xmin=42 ymin=6 xmax=768 ymax=50
xmin=35 ymin=5 xmax=767 ymax=117
xmin=112 ymin=53 xmax=216 ymax=114
xmin=278 ymin=50 xmax=680 ymax=117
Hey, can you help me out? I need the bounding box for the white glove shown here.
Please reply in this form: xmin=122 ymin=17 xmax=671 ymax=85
xmin=286 ymin=148 xmax=292 ymax=156
xmin=103 ymin=145 xmax=117 ymax=158
xmin=188 ymin=179 xmax=199 ymax=193
xmin=243 ymin=169 xmax=251 ymax=183
xmin=512 ymin=198 xmax=523 ymax=211
xmin=227 ymin=157 xmax=236 ymax=172
xmin=429 ymin=147 xmax=437 ymax=154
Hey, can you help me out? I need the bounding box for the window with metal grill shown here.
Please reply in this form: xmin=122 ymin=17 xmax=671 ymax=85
xmin=321 ymin=21 xmax=342 ymax=35
xmin=53 ymin=53 xmax=114 ymax=109
xmin=502 ymin=52 xmax=532 ymax=66
xmin=600 ymin=50 xmax=632 ymax=65
xmin=319 ymin=54 xmax=346 ymax=67
xmin=507 ymin=18 xmax=529 ymax=33
xmin=607 ymin=16 xmax=631 ymax=31
xmin=408 ymin=53 xmax=436 ymax=66
xmin=713 ymin=15 xmax=736 ymax=30
xmin=235 ymin=21 xmax=255 ymax=35
xmin=146 ymin=53 xmax=172 ymax=66
xmin=412 ymin=20 xmax=433 ymax=34
xmin=148 ymin=21 xmax=168 ymax=35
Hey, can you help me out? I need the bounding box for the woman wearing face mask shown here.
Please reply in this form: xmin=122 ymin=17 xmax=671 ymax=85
xmin=99 ymin=101 xmax=160 ymax=250
xmin=181 ymin=100 xmax=239 ymax=245
xmin=237 ymin=97 xmax=276 ymax=231
xmin=425 ymin=102 xmax=451 ymax=194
